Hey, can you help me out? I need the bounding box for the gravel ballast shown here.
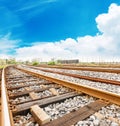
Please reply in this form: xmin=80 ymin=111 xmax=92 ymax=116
xmin=21 ymin=66 xmax=120 ymax=95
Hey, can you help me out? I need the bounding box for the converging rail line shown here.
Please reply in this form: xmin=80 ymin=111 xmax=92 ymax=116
xmin=27 ymin=65 xmax=120 ymax=86
xmin=21 ymin=65 xmax=120 ymax=96
xmin=36 ymin=65 xmax=120 ymax=73
xmin=16 ymin=65 xmax=120 ymax=105
xmin=0 ymin=69 xmax=2 ymax=125
xmin=1 ymin=65 xmax=120 ymax=126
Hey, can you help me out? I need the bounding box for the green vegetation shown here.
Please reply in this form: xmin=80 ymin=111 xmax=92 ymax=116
xmin=7 ymin=58 xmax=17 ymax=64
xmin=32 ymin=61 xmax=39 ymax=66
xmin=0 ymin=65 xmax=4 ymax=69
xmin=0 ymin=58 xmax=18 ymax=65
xmin=0 ymin=64 xmax=8 ymax=68
xmin=0 ymin=57 xmax=120 ymax=67
xmin=47 ymin=58 xmax=56 ymax=65
xmin=47 ymin=61 xmax=56 ymax=65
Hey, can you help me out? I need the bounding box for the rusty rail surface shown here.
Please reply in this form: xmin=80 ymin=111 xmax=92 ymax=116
xmin=28 ymin=66 xmax=120 ymax=86
xmin=38 ymin=64 xmax=120 ymax=68
xmin=34 ymin=65 xmax=120 ymax=73
xmin=16 ymin=66 xmax=120 ymax=106
xmin=1 ymin=66 xmax=120 ymax=126
xmin=0 ymin=69 xmax=2 ymax=126
xmin=1 ymin=69 xmax=12 ymax=126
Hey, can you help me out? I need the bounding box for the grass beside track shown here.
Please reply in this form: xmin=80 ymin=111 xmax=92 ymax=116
xmin=0 ymin=65 xmax=5 ymax=69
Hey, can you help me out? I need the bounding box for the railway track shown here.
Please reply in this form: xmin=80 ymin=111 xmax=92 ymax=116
xmin=35 ymin=65 xmax=120 ymax=73
xmin=26 ymin=65 xmax=120 ymax=85
xmin=38 ymin=64 xmax=120 ymax=68
xmin=0 ymin=68 xmax=2 ymax=125
xmin=1 ymin=66 xmax=120 ymax=126
xmin=20 ymin=65 xmax=120 ymax=96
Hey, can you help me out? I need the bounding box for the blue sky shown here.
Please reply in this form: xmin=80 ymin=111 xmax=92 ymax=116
xmin=0 ymin=0 xmax=120 ymax=61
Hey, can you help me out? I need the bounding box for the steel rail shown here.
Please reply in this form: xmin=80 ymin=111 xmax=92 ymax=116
xmin=16 ymin=66 xmax=120 ymax=106
xmin=33 ymin=65 xmax=120 ymax=73
xmin=27 ymin=66 xmax=120 ymax=86
xmin=1 ymin=68 xmax=11 ymax=126
xmin=38 ymin=64 xmax=120 ymax=68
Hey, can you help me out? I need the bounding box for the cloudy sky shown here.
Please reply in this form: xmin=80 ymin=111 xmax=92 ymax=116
xmin=0 ymin=0 xmax=120 ymax=61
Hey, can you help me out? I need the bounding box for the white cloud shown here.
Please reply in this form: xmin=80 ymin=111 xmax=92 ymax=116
xmin=0 ymin=33 xmax=20 ymax=55
xmin=96 ymin=3 xmax=120 ymax=37
xmin=2 ymin=3 xmax=120 ymax=62
xmin=16 ymin=3 xmax=120 ymax=62
xmin=16 ymin=42 xmax=76 ymax=61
